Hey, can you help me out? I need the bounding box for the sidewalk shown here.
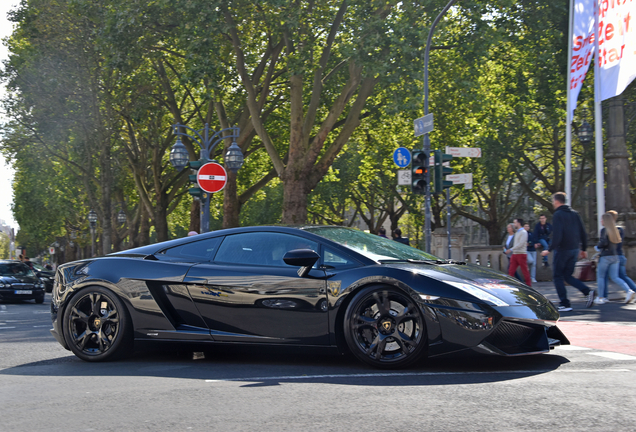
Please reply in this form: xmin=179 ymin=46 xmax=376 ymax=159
xmin=532 ymin=280 xmax=636 ymax=356
xmin=532 ymin=280 xmax=636 ymax=324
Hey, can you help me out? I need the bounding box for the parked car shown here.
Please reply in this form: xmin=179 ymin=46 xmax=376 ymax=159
xmin=0 ymin=260 xmax=46 ymax=303
xmin=32 ymin=263 xmax=55 ymax=293
xmin=50 ymin=226 xmax=568 ymax=368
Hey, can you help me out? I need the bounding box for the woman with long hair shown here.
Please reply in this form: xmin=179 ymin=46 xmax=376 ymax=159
xmin=595 ymin=213 xmax=636 ymax=304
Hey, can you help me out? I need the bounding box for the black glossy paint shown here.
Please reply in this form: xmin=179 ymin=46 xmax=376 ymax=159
xmin=0 ymin=260 xmax=45 ymax=303
xmin=50 ymin=226 xmax=568 ymax=364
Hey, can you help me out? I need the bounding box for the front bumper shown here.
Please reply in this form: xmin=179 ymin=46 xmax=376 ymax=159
xmin=0 ymin=287 xmax=45 ymax=301
xmin=50 ymin=301 xmax=69 ymax=350
xmin=424 ymin=297 xmax=567 ymax=357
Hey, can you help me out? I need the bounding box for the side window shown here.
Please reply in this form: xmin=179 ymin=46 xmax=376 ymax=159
xmin=323 ymin=248 xmax=359 ymax=269
xmin=215 ymin=232 xmax=319 ymax=267
xmin=162 ymin=237 xmax=222 ymax=261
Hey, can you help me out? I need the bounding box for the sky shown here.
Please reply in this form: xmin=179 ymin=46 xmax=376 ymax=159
xmin=0 ymin=1 xmax=19 ymax=228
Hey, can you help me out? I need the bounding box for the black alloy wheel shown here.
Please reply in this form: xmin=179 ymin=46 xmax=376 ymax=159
xmin=344 ymin=286 xmax=427 ymax=369
xmin=62 ymin=286 xmax=132 ymax=362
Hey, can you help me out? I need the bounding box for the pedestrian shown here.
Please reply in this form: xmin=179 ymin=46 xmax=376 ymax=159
xmin=540 ymin=192 xmax=595 ymax=311
xmin=378 ymin=227 xmax=388 ymax=238
xmin=605 ymin=210 xmax=636 ymax=296
xmin=392 ymin=228 xmax=409 ymax=245
xmin=23 ymin=256 xmax=34 ymax=270
xmin=503 ymin=223 xmax=522 ymax=282
xmin=595 ymin=212 xmax=636 ymax=304
xmin=534 ymin=214 xmax=553 ymax=267
xmin=525 ymin=222 xmax=537 ymax=283
xmin=187 ymin=231 xmax=198 ymax=237
xmin=508 ymin=218 xmax=532 ymax=286
xmin=18 ymin=254 xmax=24 ymax=262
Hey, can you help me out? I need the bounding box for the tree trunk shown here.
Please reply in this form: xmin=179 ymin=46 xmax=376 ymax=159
xmin=281 ymin=174 xmax=308 ymax=224
xmin=138 ymin=205 xmax=151 ymax=246
xmin=487 ymin=223 xmax=503 ymax=246
xmin=154 ymin=204 xmax=169 ymax=242
xmin=189 ymin=200 xmax=200 ymax=233
xmin=223 ymin=170 xmax=241 ymax=228
xmin=605 ymin=96 xmax=633 ymax=214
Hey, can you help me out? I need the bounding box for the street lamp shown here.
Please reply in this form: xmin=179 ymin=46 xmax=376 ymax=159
xmin=117 ymin=209 xmax=127 ymax=224
xmin=169 ymin=137 xmax=190 ymax=172
xmin=169 ymin=123 xmax=242 ymax=233
xmin=88 ymin=209 xmax=97 ymax=257
xmin=225 ymin=142 xmax=245 ymax=173
xmin=578 ymin=119 xmax=593 ymax=145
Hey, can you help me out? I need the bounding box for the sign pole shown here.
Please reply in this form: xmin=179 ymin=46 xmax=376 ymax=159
xmin=447 ymin=187 xmax=451 ymax=259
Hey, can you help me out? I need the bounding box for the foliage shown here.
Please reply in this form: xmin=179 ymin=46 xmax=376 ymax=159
xmin=1 ymin=0 xmax=622 ymax=255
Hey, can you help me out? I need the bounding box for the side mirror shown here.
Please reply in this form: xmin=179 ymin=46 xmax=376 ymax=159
xmin=283 ymin=249 xmax=320 ymax=277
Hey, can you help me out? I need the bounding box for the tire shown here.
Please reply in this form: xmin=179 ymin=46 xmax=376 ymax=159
xmin=62 ymin=286 xmax=133 ymax=362
xmin=35 ymin=295 xmax=44 ymax=304
xmin=343 ymin=286 xmax=427 ymax=369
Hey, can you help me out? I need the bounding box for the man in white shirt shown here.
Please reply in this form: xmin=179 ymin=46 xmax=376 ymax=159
xmin=508 ymin=218 xmax=532 ymax=286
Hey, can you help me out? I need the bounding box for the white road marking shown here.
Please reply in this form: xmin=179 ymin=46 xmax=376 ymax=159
xmin=587 ymin=352 xmax=636 ymax=361
xmin=555 ymin=345 xmax=592 ymax=351
xmin=33 ymin=311 xmax=49 ymax=314
xmin=0 ymin=327 xmax=16 ymax=330
xmin=204 ymin=369 xmax=632 ymax=383
xmin=33 ymin=325 xmax=51 ymax=328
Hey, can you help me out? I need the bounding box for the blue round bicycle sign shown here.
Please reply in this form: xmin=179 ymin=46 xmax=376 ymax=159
xmin=393 ymin=147 xmax=411 ymax=168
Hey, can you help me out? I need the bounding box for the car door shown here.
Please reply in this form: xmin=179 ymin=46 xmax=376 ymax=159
xmin=184 ymin=231 xmax=329 ymax=345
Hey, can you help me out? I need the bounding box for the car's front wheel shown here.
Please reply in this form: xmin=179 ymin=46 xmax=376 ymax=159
xmin=62 ymin=286 xmax=132 ymax=362
xmin=344 ymin=286 xmax=427 ymax=369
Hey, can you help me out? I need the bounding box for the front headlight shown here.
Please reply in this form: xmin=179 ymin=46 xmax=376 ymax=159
xmin=444 ymin=281 xmax=509 ymax=307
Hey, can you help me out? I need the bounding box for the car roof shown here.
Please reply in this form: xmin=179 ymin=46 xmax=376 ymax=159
xmin=109 ymin=225 xmax=326 ymax=256
xmin=108 ymin=225 xmax=376 ymax=265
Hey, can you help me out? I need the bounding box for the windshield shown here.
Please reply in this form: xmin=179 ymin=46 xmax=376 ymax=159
xmin=304 ymin=226 xmax=440 ymax=262
xmin=0 ymin=263 xmax=36 ymax=277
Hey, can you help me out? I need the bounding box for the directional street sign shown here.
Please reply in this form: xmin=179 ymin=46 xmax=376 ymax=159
xmin=414 ymin=113 xmax=434 ymax=137
xmin=445 ymin=147 xmax=482 ymax=158
xmin=446 ymin=173 xmax=473 ymax=184
xmin=393 ymin=147 xmax=412 ymax=168
xmin=397 ymin=169 xmax=412 ymax=186
xmin=197 ymin=162 xmax=227 ymax=193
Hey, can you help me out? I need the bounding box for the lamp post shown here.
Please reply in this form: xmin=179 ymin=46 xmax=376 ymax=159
xmin=422 ymin=0 xmax=458 ymax=253
xmin=88 ymin=209 xmax=97 ymax=257
xmin=169 ymin=124 xmax=243 ymax=233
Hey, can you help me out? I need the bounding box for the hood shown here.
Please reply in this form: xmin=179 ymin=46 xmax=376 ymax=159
xmin=0 ymin=274 xmax=39 ymax=284
xmin=385 ymin=262 xmax=546 ymax=306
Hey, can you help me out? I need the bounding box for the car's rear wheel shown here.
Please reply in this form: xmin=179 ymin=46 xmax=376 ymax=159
xmin=344 ymin=286 xmax=427 ymax=369
xmin=62 ymin=286 xmax=132 ymax=362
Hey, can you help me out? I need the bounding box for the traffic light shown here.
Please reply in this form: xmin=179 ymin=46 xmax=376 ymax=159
xmin=433 ymin=150 xmax=453 ymax=193
xmin=188 ymin=160 xmax=204 ymax=199
xmin=411 ymin=150 xmax=429 ymax=195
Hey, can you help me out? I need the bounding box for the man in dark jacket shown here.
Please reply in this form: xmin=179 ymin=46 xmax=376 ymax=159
xmin=541 ymin=192 xmax=594 ymax=311
xmin=534 ymin=214 xmax=552 ymax=267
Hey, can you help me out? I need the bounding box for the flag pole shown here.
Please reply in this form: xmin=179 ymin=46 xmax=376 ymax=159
xmin=565 ymin=0 xmax=575 ymax=205
xmin=593 ymin=0 xmax=605 ymax=231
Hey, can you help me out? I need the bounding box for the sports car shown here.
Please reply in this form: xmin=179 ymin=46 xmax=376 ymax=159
xmin=50 ymin=226 xmax=569 ymax=368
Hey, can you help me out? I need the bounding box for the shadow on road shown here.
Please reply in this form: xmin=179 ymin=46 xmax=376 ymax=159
xmin=0 ymin=343 xmax=569 ymax=386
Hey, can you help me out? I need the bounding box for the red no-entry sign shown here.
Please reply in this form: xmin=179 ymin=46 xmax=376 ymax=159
xmin=197 ymin=162 xmax=227 ymax=193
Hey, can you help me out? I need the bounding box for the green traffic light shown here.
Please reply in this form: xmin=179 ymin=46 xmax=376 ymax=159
xmin=433 ymin=150 xmax=453 ymax=194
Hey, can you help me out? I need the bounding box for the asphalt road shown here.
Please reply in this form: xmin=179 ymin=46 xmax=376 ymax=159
xmin=2 ymin=291 xmax=636 ymax=432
